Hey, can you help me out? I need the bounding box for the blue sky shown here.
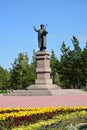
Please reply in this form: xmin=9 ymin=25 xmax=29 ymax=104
xmin=0 ymin=0 xmax=87 ymax=69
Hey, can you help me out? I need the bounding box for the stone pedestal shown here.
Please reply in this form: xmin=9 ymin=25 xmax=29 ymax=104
xmin=26 ymin=51 xmax=61 ymax=95
xmin=35 ymin=51 xmax=52 ymax=85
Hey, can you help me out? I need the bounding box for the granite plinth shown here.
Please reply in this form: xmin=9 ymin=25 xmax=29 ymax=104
xmin=35 ymin=51 xmax=52 ymax=85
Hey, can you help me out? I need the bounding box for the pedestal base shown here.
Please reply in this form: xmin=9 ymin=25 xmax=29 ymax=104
xmin=27 ymin=84 xmax=61 ymax=90
xmin=26 ymin=84 xmax=61 ymax=96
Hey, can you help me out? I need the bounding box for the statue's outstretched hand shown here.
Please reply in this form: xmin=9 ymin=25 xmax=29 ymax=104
xmin=33 ymin=26 xmax=38 ymax=32
xmin=33 ymin=26 xmax=36 ymax=29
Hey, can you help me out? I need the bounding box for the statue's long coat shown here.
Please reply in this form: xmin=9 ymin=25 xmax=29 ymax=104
xmin=34 ymin=28 xmax=48 ymax=49
xmin=38 ymin=29 xmax=47 ymax=49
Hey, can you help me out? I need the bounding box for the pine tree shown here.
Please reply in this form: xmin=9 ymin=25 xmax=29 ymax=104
xmin=0 ymin=66 xmax=10 ymax=91
xmin=70 ymin=36 xmax=82 ymax=88
xmin=59 ymin=36 xmax=82 ymax=88
xmin=81 ymin=42 xmax=87 ymax=87
xmin=59 ymin=42 xmax=70 ymax=88
xmin=50 ymin=50 xmax=59 ymax=84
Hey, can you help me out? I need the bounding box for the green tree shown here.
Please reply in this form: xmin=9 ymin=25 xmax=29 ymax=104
xmin=59 ymin=42 xmax=70 ymax=88
xmin=81 ymin=42 xmax=87 ymax=87
xmin=10 ymin=52 xmax=33 ymax=89
xmin=70 ymin=36 xmax=82 ymax=88
xmin=0 ymin=66 xmax=10 ymax=91
xmin=50 ymin=50 xmax=60 ymax=84
xmin=29 ymin=50 xmax=36 ymax=84
xmin=59 ymin=36 xmax=82 ymax=88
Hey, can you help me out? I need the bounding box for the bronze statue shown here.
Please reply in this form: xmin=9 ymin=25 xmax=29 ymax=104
xmin=33 ymin=24 xmax=48 ymax=51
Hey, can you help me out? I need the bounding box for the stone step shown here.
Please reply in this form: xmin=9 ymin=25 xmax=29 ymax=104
xmin=6 ymin=89 xmax=87 ymax=96
xmin=26 ymin=84 xmax=61 ymax=90
xmin=6 ymin=89 xmax=51 ymax=96
xmin=49 ymin=89 xmax=87 ymax=95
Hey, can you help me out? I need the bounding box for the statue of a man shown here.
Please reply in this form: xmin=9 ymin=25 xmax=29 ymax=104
xmin=33 ymin=24 xmax=48 ymax=51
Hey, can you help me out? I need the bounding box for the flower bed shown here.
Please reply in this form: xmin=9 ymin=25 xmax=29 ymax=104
xmin=0 ymin=107 xmax=87 ymax=130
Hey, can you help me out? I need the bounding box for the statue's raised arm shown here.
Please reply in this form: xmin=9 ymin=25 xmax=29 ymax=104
xmin=33 ymin=26 xmax=38 ymax=32
xmin=33 ymin=24 xmax=48 ymax=51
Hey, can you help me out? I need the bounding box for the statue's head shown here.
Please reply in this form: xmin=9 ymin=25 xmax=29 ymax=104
xmin=40 ymin=24 xmax=44 ymax=28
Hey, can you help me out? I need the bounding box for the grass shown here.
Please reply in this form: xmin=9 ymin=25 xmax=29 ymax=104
xmin=0 ymin=90 xmax=6 ymax=94
xmin=0 ymin=89 xmax=12 ymax=95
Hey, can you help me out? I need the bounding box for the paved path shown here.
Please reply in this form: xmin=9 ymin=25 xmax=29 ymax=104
xmin=0 ymin=95 xmax=87 ymax=108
